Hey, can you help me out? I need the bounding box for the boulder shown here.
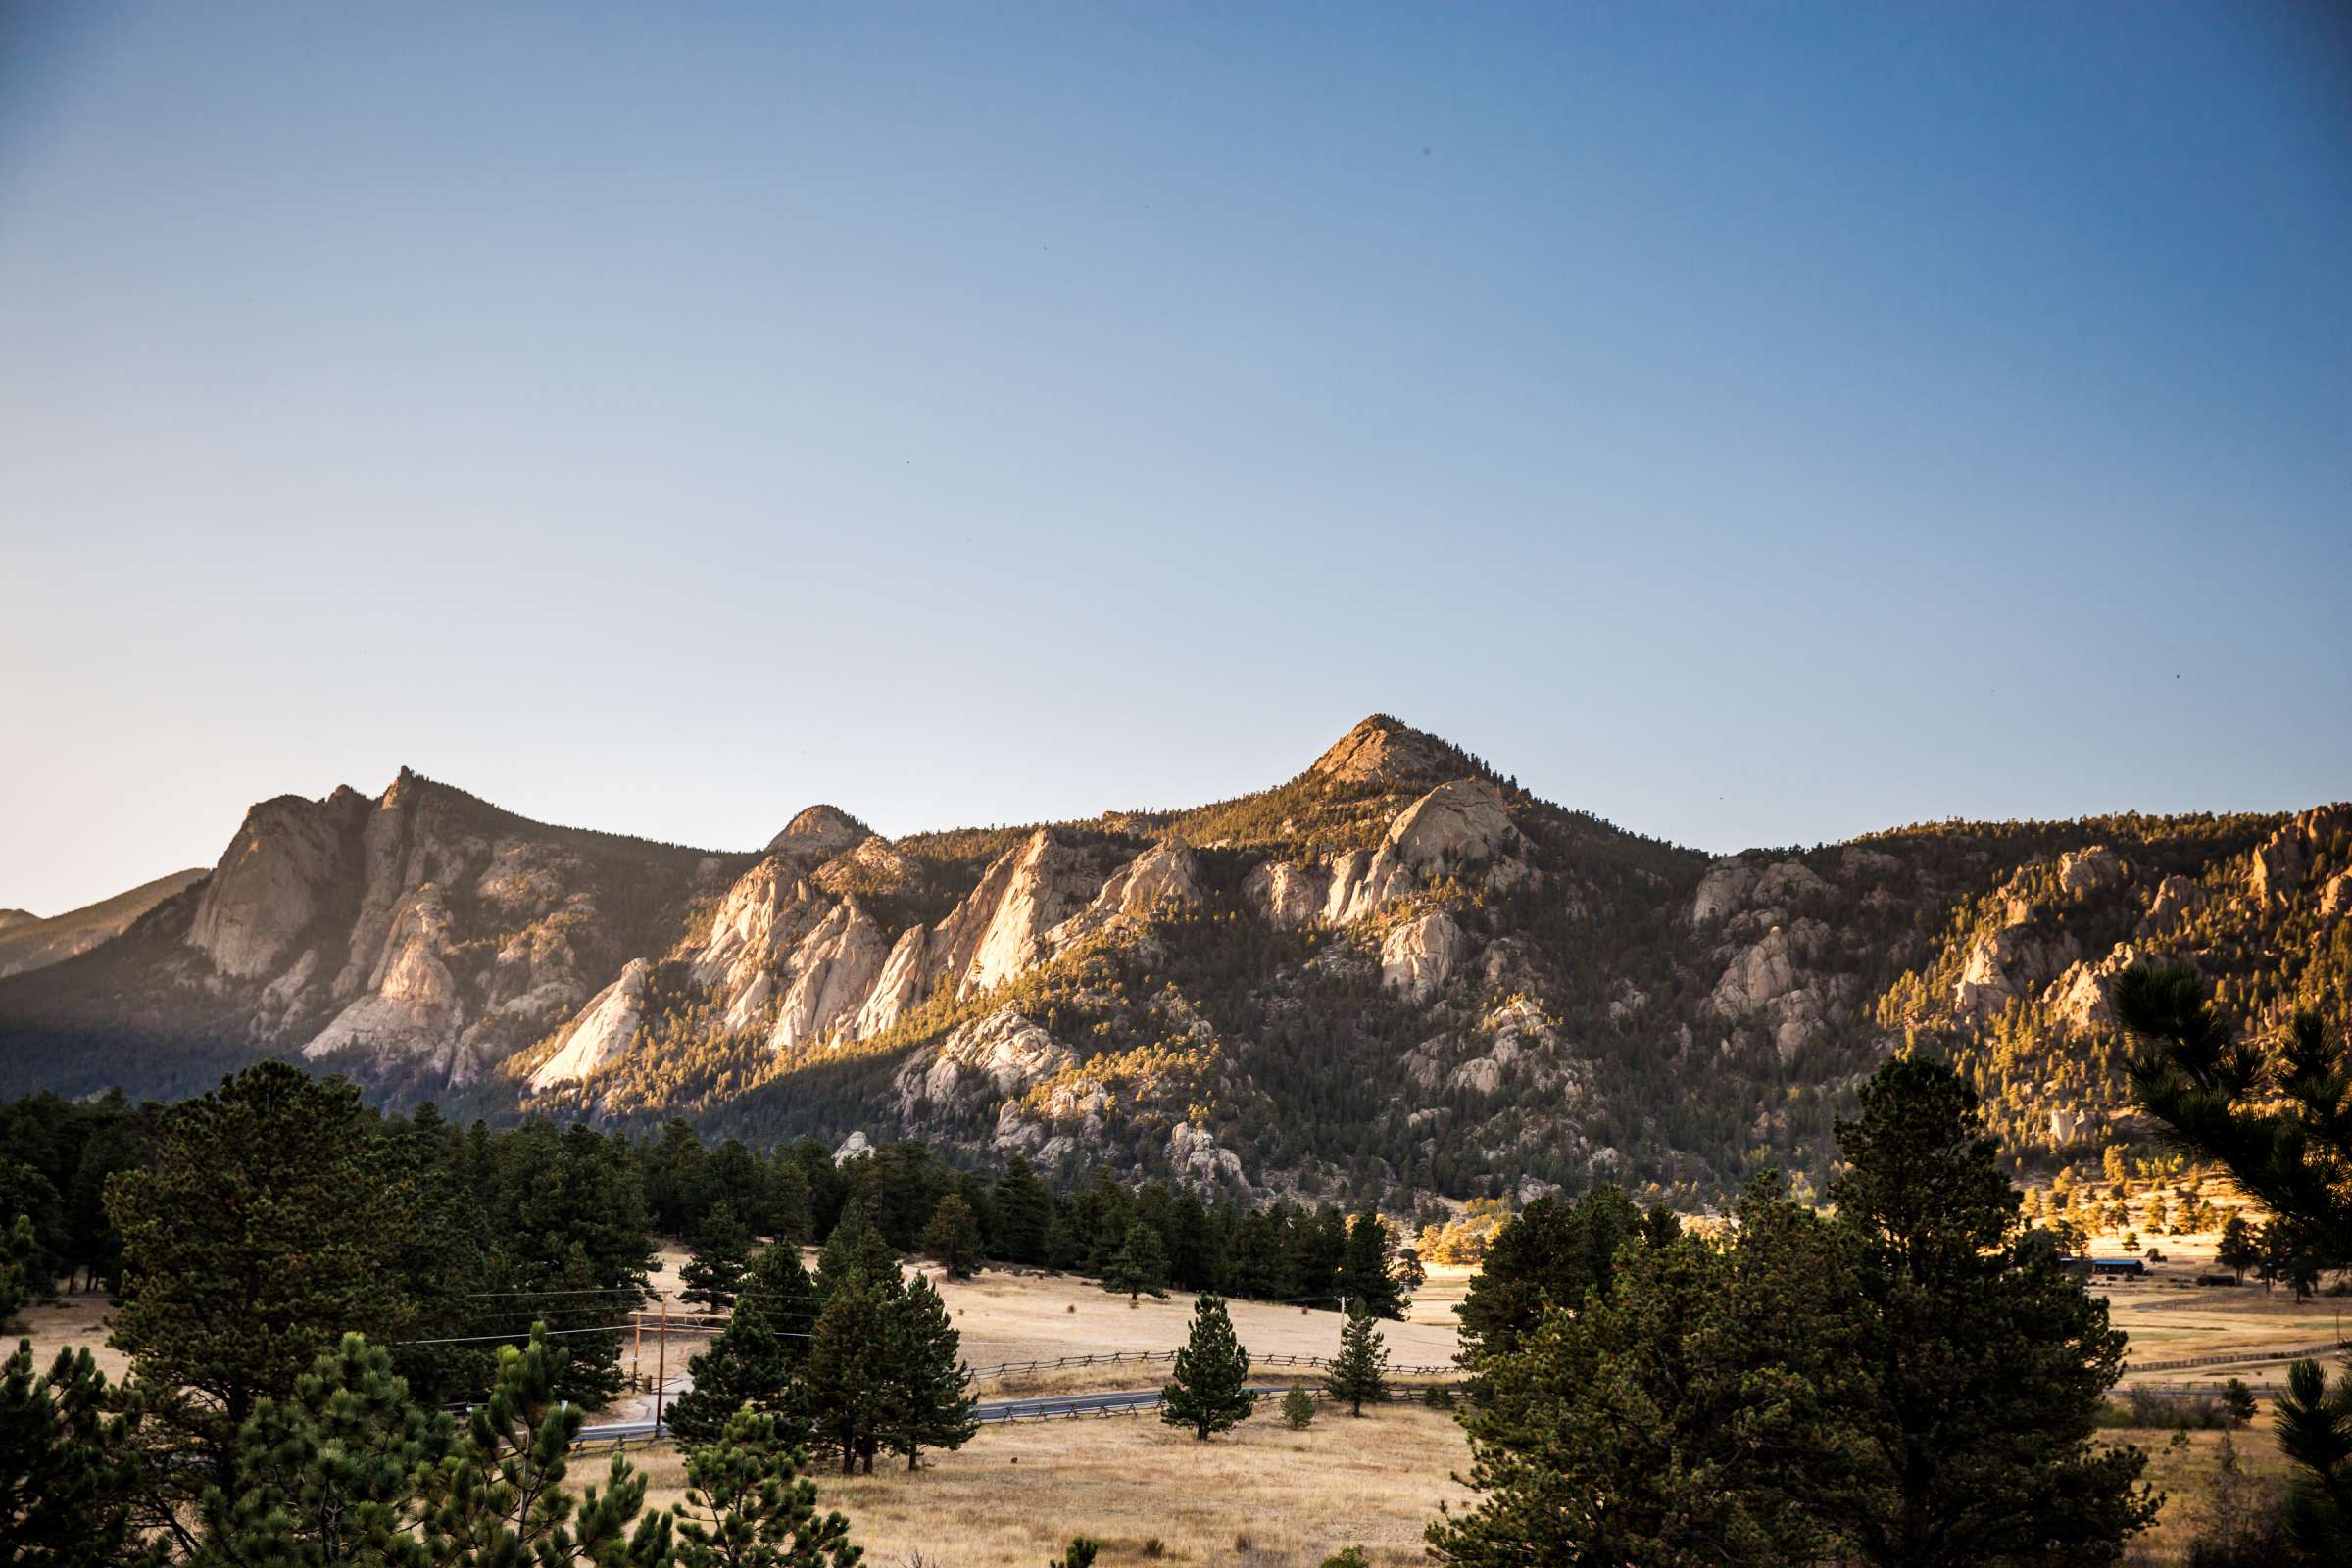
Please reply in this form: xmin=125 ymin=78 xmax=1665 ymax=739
xmin=1710 ymin=921 xmax=1826 ymax=1017
xmin=2142 ymin=875 xmax=2210 ymax=933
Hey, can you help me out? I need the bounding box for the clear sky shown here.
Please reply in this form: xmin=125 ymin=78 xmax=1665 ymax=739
xmin=2 ymin=3 xmax=2347 ymax=916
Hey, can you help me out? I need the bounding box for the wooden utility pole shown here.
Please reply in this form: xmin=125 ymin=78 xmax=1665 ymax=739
xmin=653 ymin=1293 xmax=669 ymax=1436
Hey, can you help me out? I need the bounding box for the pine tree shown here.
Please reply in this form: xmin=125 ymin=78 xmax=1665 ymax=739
xmin=1337 ymin=1213 xmax=1406 ymax=1320
xmin=1456 ymin=1186 xmax=1643 ymax=1364
xmin=683 ymin=1200 xmax=756 ymax=1312
xmin=765 ymin=1158 xmax=813 ymax=1250
xmin=1282 ymin=1384 xmax=1315 ymax=1429
xmin=1161 ymin=1293 xmax=1255 ymax=1441
xmin=880 ymin=1274 xmax=977 ymax=1469
xmin=1326 ymin=1306 xmax=1390 ymax=1416
xmin=673 ymin=1405 xmax=860 ymax=1568
xmin=103 ymin=1062 xmax=413 ymax=1493
xmin=1102 ymin=1222 xmax=1170 ymax=1303
xmin=666 ymin=1298 xmax=806 ymax=1448
xmin=1826 ymin=1055 xmax=2158 ymax=1566
xmin=203 ymin=1332 xmax=449 ymax=1564
xmin=0 ymin=1338 xmax=141 ymax=1566
xmin=2217 ymin=1213 xmax=2260 ymax=1282
xmin=419 ymin=1322 xmax=672 ymax=1568
xmin=991 ymin=1155 xmax=1054 ymax=1265
xmin=920 ymin=1194 xmax=986 ymax=1280
xmin=1430 ymin=1176 xmax=1868 ymax=1568
xmin=800 ymin=1268 xmax=893 ymax=1475
xmin=2274 ymin=1354 xmax=2352 ymax=1558
xmin=815 ymin=1202 xmax=899 ymax=1299
xmin=672 ymin=1239 xmax=820 ymax=1446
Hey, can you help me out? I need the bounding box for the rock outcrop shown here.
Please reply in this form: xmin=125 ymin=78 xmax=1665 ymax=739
xmin=1045 ymin=838 xmax=1203 ymax=950
xmin=766 ymin=899 xmax=891 ymax=1052
xmin=528 ymin=958 xmax=654 ymax=1090
xmin=894 ymin=1009 xmax=1079 ymax=1120
xmin=1325 ymin=778 xmax=1524 ymax=924
xmin=932 ymin=830 xmax=1104 ymax=998
xmin=1381 ymin=910 xmax=1469 ymax=1001
xmin=188 ymin=790 xmax=368 ymax=978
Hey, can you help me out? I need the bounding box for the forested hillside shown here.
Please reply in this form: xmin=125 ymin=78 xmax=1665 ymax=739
xmin=3 ymin=715 xmax=2344 ymax=1208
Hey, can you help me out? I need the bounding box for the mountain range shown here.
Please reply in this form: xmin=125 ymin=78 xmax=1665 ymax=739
xmin=2 ymin=714 xmax=2344 ymax=1208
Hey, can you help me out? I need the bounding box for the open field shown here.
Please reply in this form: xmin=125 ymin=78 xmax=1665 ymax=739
xmin=16 ymin=1237 xmax=2340 ymax=1562
xmin=637 ymin=1396 xmax=1474 ymax=1568
xmin=10 ymin=1288 xmax=130 ymax=1382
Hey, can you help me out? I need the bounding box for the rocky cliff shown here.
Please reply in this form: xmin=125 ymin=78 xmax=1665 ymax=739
xmin=3 ymin=716 xmax=2344 ymax=1208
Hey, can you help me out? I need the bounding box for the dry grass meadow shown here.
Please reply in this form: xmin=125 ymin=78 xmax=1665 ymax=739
xmin=18 ymin=1226 xmax=2341 ymax=1563
xmin=635 ymin=1397 xmax=1474 ymax=1568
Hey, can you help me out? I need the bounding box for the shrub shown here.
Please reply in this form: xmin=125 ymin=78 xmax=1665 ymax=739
xmin=1283 ymin=1385 xmax=1315 ymax=1429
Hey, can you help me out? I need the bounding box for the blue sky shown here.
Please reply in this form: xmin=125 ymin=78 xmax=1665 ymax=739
xmin=2 ymin=3 xmax=2347 ymax=914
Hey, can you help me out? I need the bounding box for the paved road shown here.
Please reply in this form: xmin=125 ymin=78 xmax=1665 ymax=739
xmin=578 ymin=1382 xmax=1305 ymax=1444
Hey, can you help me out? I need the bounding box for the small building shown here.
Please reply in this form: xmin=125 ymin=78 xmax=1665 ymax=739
xmin=2087 ymin=1256 xmax=2148 ymax=1278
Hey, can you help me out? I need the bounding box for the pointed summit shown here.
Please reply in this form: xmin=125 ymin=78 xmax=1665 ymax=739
xmin=766 ymin=805 xmax=870 ymax=859
xmin=1308 ymin=714 xmax=1467 ymax=787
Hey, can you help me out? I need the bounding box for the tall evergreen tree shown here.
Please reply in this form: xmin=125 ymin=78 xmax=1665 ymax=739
xmin=880 ymin=1274 xmax=976 ymax=1470
xmin=2118 ymin=965 xmax=2352 ymax=1258
xmin=2217 ymin=1212 xmax=2260 ymax=1282
xmin=1326 ymin=1307 xmax=1390 ymax=1416
xmin=683 ymin=1200 xmax=757 ymax=1312
xmin=1336 ymin=1213 xmax=1406 ymax=1320
xmin=1455 ymin=1186 xmax=1642 ymax=1364
xmin=983 ymin=1161 xmax=1049 ymax=1269
xmin=1430 ymin=1177 xmax=1869 ymax=1568
xmin=1101 ymin=1223 xmax=1170 ymax=1303
xmin=800 ymin=1269 xmax=893 ymax=1476
xmin=1825 ymin=1054 xmax=2156 ymax=1567
xmin=104 ymin=1062 xmax=412 ymax=1493
xmin=671 ymin=1242 xmax=820 ymax=1446
xmin=920 ymin=1194 xmax=986 ymax=1280
xmin=764 ymin=1157 xmax=813 ymax=1250
xmin=814 ymin=1201 xmax=899 ymax=1300
xmin=666 ymin=1298 xmax=807 ymax=1449
xmin=1161 ymin=1293 xmax=1255 ymax=1441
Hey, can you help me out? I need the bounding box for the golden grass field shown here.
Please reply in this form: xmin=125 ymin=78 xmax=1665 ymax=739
xmin=16 ymin=1221 xmax=2339 ymax=1564
xmin=635 ymin=1397 xmax=1475 ymax=1568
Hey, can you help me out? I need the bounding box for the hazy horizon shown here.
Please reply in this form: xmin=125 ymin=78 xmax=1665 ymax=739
xmin=5 ymin=4 xmax=2348 ymax=915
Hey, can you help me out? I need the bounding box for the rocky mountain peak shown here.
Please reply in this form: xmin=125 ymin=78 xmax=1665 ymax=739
xmin=0 ymin=910 xmax=34 ymax=932
xmin=767 ymin=805 xmax=871 ymax=859
xmin=1307 ymin=714 xmax=1464 ymax=787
